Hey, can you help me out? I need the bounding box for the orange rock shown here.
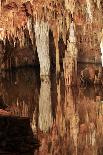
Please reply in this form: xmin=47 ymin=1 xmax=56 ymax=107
xmin=0 ymin=109 xmax=11 ymax=116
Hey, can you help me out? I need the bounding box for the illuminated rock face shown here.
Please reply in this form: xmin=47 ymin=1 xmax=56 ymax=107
xmin=0 ymin=0 xmax=103 ymax=83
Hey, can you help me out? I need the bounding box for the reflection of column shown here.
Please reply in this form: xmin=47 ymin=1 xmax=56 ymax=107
xmin=11 ymin=98 xmax=29 ymax=117
xmin=65 ymin=87 xmax=79 ymax=155
xmin=35 ymin=21 xmax=50 ymax=76
xmin=39 ymin=76 xmax=52 ymax=132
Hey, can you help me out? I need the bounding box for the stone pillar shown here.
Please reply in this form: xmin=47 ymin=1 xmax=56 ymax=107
xmin=39 ymin=76 xmax=52 ymax=132
xmin=35 ymin=21 xmax=50 ymax=76
xmin=63 ymin=21 xmax=78 ymax=86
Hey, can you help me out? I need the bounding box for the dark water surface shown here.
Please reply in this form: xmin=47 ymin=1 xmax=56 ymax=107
xmin=0 ymin=66 xmax=103 ymax=155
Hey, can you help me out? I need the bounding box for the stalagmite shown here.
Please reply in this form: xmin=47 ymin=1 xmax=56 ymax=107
xmin=35 ymin=21 xmax=50 ymax=76
xmin=39 ymin=76 xmax=52 ymax=132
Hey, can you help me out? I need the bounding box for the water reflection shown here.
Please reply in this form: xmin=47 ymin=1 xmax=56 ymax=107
xmin=39 ymin=76 xmax=53 ymax=132
xmin=1 ymin=68 xmax=40 ymax=120
xmin=0 ymin=67 xmax=103 ymax=155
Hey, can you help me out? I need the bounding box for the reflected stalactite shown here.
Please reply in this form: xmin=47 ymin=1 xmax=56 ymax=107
xmin=64 ymin=87 xmax=79 ymax=155
xmin=77 ymin=87 xmax=103 ymax=155
xmin=0 ymin=68 xmax=40 ymax=127
xmin=39 ymin=76 xmax=52 ymax=132
xmin=10 ymin=98 xmax=29 ymax=117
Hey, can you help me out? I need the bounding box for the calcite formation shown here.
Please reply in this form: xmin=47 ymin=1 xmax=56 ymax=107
xmin=35 ymin=21 xmax=50 ymax=76
xmin=63 ymin=21 xmax=77 ymax=85
xmin=0 ymin=0 xmax=103 ymax=85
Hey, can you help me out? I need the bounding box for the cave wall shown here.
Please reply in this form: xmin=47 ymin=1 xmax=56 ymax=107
xmin=0 ymin=0 xmax=103 ymax=85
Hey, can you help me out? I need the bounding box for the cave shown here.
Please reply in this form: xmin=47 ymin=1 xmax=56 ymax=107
xmin=0 ymin=0 xmax=103 ymax=155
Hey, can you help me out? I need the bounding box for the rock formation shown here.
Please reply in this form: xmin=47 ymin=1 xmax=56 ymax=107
xmin=0 ymin=0 xmax=103 ymax=84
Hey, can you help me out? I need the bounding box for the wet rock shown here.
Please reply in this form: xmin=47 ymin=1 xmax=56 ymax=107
xmin=0 ymin=109 xmax=11 ymax=116
xmin=0 ymin=95 xmax=8 ymax=110
xmin=0 ymin=116 xmax=39 ymax=153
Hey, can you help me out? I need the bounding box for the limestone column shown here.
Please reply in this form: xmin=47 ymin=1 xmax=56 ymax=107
xmin=35 ymin=21 xmax=50 ymax=76
xmin=39 ymin=76 xmax=52 ymax=132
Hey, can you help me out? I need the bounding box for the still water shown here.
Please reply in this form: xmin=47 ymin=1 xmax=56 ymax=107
xmin=0 ymin=66 xmax=103 ymax=155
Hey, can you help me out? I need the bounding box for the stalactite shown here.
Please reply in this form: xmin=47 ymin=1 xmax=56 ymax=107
xmin=0 ymin=0 xmax=103 ymax=76
xmin=35 ymin=21 xmax=50 ymax=76
xmin=19 ymin=28 xmax=25 ymax=48
xmin=27 ymin=17 xmax=34 ymax=46
xmin=53 ymin=25 xmax=60 ymax=75
xmin=86 ymin=0 xmax=93 ymax=22
xmin=65 ymin=0 xmax=75 ymax=15
xmin=93 ymin=0 xmax=101 ymax=9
